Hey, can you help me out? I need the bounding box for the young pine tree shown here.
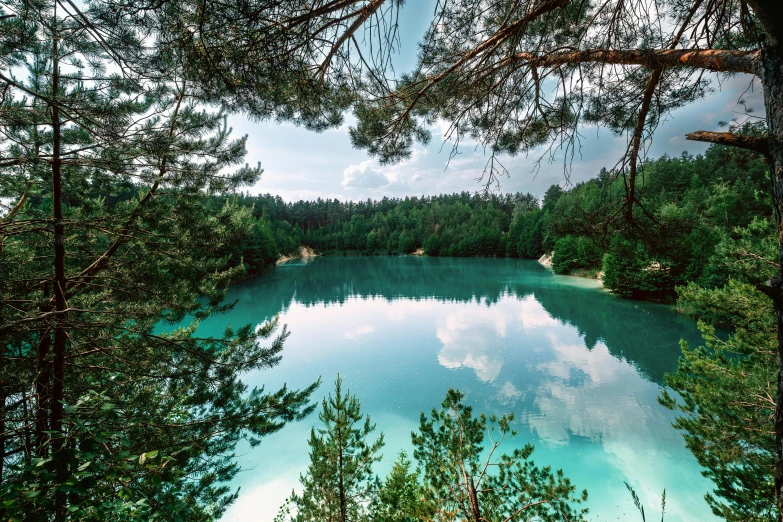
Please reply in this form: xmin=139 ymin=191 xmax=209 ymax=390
xmin=284 ymin=376 xmax=384 ymax=522
xmin=412 ymin=389 xmax=588 ymax=522
xmin=369 ymin=451 xmax=435 ymax=522
xmin=661 ymin=280 xmax=777 ymax=521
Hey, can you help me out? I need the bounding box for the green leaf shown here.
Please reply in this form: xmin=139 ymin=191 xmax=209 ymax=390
xmin=33 ymin=457 xmax=52 ymax=467
xmin=139 ymin=450 xmax=159 ymax=466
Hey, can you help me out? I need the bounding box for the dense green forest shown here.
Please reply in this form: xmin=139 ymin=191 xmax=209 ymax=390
xmin=2 ymin=0 xmax=782 ymax=521
xmin=223 ymin=141 xmax=772 ymax=302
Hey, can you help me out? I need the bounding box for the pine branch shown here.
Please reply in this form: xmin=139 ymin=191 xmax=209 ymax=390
xmin=685 ymin=131 xmax=770 ymax=155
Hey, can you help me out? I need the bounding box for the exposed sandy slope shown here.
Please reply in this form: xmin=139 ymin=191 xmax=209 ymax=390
xmin=538 ymin=251 xmax=604 ymax=282
xmin=276 ymin=245 xmax=319 ymax=265
xmin=538 ymin=251 xmax=553 ymax=268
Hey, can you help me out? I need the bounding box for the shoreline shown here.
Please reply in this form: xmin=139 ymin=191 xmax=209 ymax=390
xmin=538 ymin=251 xmax=604 ymax=284
xmin=277 ymin=245 xmax=318 ymax=265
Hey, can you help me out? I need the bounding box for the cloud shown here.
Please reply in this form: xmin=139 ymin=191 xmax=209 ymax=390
xmin=345 ymin=325 xmax=375 ymax=339
xmin=519 ymin=295 xmax=560 ymax=330
xmin=341 ymin=148 xmax=432 ymax=193
xmin=221 ymin=476 xmax=298 ymax=522
xmin=436 ymin=308 xmax=509 ymax=382
xmin=342 ymin=160 xmax=390 ymax=189
xmin=497 ymin=381 xmax=523 ymax=406
xmin=526 ymin=329 xmax=711 ymax=519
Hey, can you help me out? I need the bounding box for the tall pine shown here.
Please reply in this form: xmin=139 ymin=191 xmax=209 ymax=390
xmin=285 ymin=376 xmax=384 ymax=522
xmin=0 ymin=1 xmax=398 ymax=519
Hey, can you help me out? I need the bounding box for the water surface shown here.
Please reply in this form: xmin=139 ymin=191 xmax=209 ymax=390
xmin=200 ymin=257 xmax=716 ymax=521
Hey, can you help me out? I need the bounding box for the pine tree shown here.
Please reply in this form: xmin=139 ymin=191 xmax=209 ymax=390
xmin=412 ymin=389 xmax=588 ymax=522
xmin=370 ymin=451 xmax=435 ymax=522
xmin=0 ymin=1 xmax=398 ymax=519
xmin=286 ymin=376 xmax=384 ymax=522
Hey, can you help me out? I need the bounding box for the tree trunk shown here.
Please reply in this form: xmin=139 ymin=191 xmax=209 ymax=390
xmin=1 ymin=378 xmax=5 ymax=485
xmin=49 ymin=32 xmax=68 ymax=522
xmin=469 ymin=482 xmax=482 ymax=522
xmin=35 ymin=284 xmax=51 ymax=456
xmin=338 ymin=429 xmax=346 ymax=522
xmin=762 ymin=43 xmax=783 ymax=522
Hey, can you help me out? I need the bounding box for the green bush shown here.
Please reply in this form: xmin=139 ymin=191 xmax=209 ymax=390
xmin=423 ymin=234 xmax=441 ymax=256
xmin=552 ymin=235 xmax=601 ymax=274
xmin=602 ymin=237 xmax=673 ymax=299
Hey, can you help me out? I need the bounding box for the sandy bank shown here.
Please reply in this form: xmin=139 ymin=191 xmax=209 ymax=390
xmin=277 ymin=245 xmax=319 ymax=265
xmin=538 ymin=251 xmax=604 ymax=283
xmin=538 ymin=252 xmax=553 ymax=268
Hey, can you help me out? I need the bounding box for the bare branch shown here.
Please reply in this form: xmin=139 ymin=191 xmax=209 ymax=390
xmin=685 ymin=130 xmax=770 ymax=155
xmin=318 ymin=0 xmax=386 ymax=80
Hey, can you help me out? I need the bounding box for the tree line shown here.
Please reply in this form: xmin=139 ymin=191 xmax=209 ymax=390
xmin=222 ymin=140 xmax=771 ymax=303
xmin=2 ymin=0 xmax=782 ymax=521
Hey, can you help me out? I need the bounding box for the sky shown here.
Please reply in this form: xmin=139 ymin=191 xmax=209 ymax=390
xmin=229 ymin=1 xmax=765 ymax=203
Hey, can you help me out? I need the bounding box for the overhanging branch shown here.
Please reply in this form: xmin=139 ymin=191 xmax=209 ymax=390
xmin=685 ymin=131 xmax=770 ymax=155
xmin=317 ymin=0 xmax=385 ymax=79
xmin=512 ymin=48 xmax=760 ymax=76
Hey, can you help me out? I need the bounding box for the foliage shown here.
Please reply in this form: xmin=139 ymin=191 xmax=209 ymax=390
xmin=701 ymin=218 xmax=779 ymax=289
xmin=663 ymin=217 xmax=780 ymax=521
xmin=602 ymin=237 xmax=674 ymax=299
xmin=369 ymin=452 xmax=436 ymax=522
xmin=284 ymin=376 xmax=384 ymax=522
xmin=277 ymin=387 xmax=590 ymax=522
xmin=551 ymin=235 xmax=601 ymax=275
xmin=219 ymin=144 xmax=770 ymax=306
xmin=661 ymin=280 xmax=777 ymax=520
xmin=412 ymin=389 xmax=588 ymax=522
xmin=220 ymin=217 xmax=281 ymax=276
xmin=0 ymin=0 xmax=401 ymax=518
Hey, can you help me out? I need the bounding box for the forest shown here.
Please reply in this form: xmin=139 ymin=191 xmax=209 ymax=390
xmin=1 ymin=0 xmax=782 ymax=521
xmin=223 ymin=140 xmax=773 ymax=302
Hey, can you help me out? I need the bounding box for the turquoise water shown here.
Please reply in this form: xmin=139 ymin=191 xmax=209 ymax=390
xmin=201 ymin=256 xmax=717 ymax=521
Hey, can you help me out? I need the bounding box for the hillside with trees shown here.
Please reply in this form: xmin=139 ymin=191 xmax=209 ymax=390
xmin=3 ymin=0 xmax=783 ymax=521
xmin=222 ymin=141 xmax=771 ymax=303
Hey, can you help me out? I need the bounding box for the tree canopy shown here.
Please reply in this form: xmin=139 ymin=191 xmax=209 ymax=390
xmin=0 ymin=0 xmax=401 ymax=519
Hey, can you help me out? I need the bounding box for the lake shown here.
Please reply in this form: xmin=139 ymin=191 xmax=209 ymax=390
xmin=197 ymin=256 xmax=717 ymax=522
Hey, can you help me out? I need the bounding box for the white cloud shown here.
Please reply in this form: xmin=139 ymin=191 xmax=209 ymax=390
xmin=497 ymin=381 xmax=523 ymax=406
xmin=436 ymin=307 xmax=509 ymax=382
xmin=341 ymin=149 xmax=433 ymax=193
xmin=524 ymin=328 xmax=712 ymax=519
xmin=342 ymin=160 xmax=391 ymax=189
xmin=519 ymin=295 xmax=559 ymax=330
xmin=221 ymin=476 xmax=298 ymax=522
xmin=345 ymin=325 xmax=375 ymax=339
